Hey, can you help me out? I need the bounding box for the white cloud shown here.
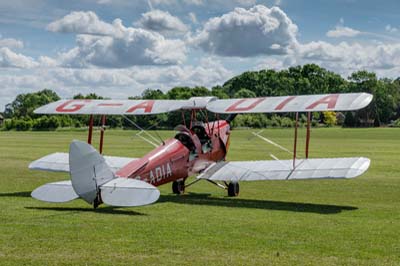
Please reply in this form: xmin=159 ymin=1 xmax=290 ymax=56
xmin=150 ymin=0 xmax=177 ymax=6
xmin=0 ymin=58 xmax=233 ymax=111
xmin=234 ymin=0 xmax=256 ymax=6
xmin=326 ymin=18 xmax=361 ymax=38
xmin=136 ymin=9 xmax=189 ymax=36
xmin=385 ymin=24 xmax=398 ymax=33
xmin=131 ymin=58 xmax=233 ymax=87
xmin=0 ymin=37 xmax=24 ymax=49
xmin=38 ymin=56 xmax=58 ymax=67
xmin=288 ymin=41 xmax=400 ymax=76
xmin=190 ymin=5 xmax=298 ymax=57
xmin=47 ymin=11 xmax=118 ymax=36
xmin=47 ymin=11 xmax=187 ymax=67
xmin=0 ymin=47 xmax=38 ymax=68
xmin=255 ymin=57 xmax=286 ymax=71
xmin=326 ymin=26 xmax=361 ymax=38
xmin=298 ymin=41 xmax=349 ymax=61
xmin=183 ymin=0 xmax=203 ymax=5
xmin=96 ymin=0 xmax=112 ymax=4
xmin=254 ymin=39 xmax=400 ymax=77
xmin=148 ymin=0 xmax=255 ymax=8
xmin=48 ymin=68 xmax=139 ymax=88
xmin=188 ymin=12 xmax=198 ymax=24
xmin=5 ymin=3 xmax=400 ymax=113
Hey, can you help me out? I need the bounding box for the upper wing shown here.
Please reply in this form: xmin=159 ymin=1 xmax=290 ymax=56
xmin=29 ymin=152 xmax=136 ymax=173
xmin=34 ymin=99 xmax=184 ymax=115
xmin=197 ymin=157 xmax=370 ymax=181
xmin=34 ymin=97 xmax=217 ymax=115
xmin=33 ymin=94 xmax=372 ymax=115
xmin=206 ymin=93 xmax=373 ymax=114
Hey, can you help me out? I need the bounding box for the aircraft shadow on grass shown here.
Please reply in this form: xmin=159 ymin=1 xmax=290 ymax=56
xmin=24 ymin=206 xmax=146 ymax=216
xmin=0 ymin=191 xmax=32 ymax=198
xmin=0 ymin=191 xmax=357 ymax=215
xmin=0 ymin=191 xmax=145 ymax=216
xmin=158 ymin=193 xmax=358 ymax=214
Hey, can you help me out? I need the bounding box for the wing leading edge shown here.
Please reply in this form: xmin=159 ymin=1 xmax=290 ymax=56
xmin=206 ymin=93 xmax=373 ymax=114
xmin=33 ymin=97 xmax=217 ymax=115
xmin=197 ymin=157 xmax=370 ymax=182
xmin=33 ymin=93 xmax=372 ymax=115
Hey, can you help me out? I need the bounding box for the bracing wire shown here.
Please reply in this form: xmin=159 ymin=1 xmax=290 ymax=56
xmin=122 ymin=115 xmax=164 ymax=147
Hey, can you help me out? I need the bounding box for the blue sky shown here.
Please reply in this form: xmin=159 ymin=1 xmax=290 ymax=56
xmin=0 ymin=0 xmax=399 ymax=110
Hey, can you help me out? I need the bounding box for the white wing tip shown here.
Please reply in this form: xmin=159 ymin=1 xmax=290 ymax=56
xmin=346 ymin=157 xmax=371 ymax=178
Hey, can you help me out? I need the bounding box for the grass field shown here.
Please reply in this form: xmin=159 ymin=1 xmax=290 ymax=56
xmin=0 ymin=128 xmax=399 ymax=265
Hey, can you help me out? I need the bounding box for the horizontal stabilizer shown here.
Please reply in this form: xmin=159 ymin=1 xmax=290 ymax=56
xmin=31 ymin=180 xmax=79 ymax=203
xmin=197 ymin=157 xmax=370 ymax=182
xmin=29 ymin=152 xmax=136 ymax=173
xmin=100 ymin=178 xmax=160 ymax=207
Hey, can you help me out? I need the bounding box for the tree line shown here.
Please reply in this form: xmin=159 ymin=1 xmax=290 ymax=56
xmin=2 ymin=64 xmax=400 ymax=131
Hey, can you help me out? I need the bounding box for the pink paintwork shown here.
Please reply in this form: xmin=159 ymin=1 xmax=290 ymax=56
xmin=116 ymin=120 xmax=231 ymax=187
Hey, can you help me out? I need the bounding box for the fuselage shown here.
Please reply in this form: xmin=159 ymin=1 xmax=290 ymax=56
xmin=115 ymin=120 xmax=231 ymax=186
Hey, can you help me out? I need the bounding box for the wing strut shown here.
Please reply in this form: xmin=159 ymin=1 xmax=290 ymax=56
xmin=305 ymin=112 xmax=311 ymax=158
xmin=293 ymin=112 xmax=299 ymax=169
xmin=99 ymin=115 xmax=106 ymax=154
xmin=88 ymin=114 xmax=94 ymax=144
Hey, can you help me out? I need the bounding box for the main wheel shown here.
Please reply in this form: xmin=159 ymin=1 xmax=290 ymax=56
xmin=227 ymin=182 xmax=239 ymax=197
xmin=172 ymin=180 xmax=185 ymax=195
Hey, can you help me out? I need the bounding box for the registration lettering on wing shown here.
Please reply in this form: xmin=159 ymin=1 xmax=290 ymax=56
xmin=225 ymin=98 xmax=266 ymax=112
xmin=54 ymin=100 xmax=156 ymax=114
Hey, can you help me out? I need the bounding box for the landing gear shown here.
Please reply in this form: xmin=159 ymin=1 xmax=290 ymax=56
xmin=93 ymin=193 xmax=103 ymax=209
xmin=227 ymin=182 xmax=239 ymax=197
xmin=172 ymin=180 xmax=185 ymax=195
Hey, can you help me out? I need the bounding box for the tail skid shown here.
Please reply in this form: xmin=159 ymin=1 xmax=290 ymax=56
xmin=31 ymin=140 xmax=160 ymax=208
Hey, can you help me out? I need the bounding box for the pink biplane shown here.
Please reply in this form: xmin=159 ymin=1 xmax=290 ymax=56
xmin=30 ymin=93 xmax=373 ymax=208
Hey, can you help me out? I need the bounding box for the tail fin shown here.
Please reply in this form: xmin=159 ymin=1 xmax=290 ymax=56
xmin=31 ymin=140 xmax=160 ymax=207
xmin=69 ymin=140 xmax=114 ymax=205
xmin=69 ymin=140 xmax=160 ymax=207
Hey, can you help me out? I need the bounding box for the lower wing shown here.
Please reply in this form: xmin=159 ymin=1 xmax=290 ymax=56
xmin=29 ymin=152 xmax=137 ymax=173
xmin=197 ymin=157 xmax=370 ymax=181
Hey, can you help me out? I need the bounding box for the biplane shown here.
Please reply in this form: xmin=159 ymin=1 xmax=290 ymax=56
xmin=30 ymin=93 xmax=373 ymax=208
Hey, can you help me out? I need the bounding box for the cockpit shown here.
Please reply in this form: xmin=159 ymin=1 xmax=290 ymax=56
xmin=191 ymin=122 xmax=212 ymax=153
xmin=175 ymin=131 xmax=195 ymax=151
xmin=174 ymin=130 xmax=197 ymax=161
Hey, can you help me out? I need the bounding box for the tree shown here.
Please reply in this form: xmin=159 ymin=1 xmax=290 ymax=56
xmin=211 ymin=85 xmax=229 ymax=99
xmin=167 ymin=87 xmax=193 ymax=99
xmin=344 ymin=112 xmax=356 ymax=127
xmin=234 ymin=88 xmax=257 ymax=98
xmin=2 ymin=65 xmax=400 ymax=130
xmin=4 ymin=89 xmax=60 ymax=118
xmin=323 ymin=111 xmax=337 ymax=127
xmin=347 ymin=71 xmax=398 ymax=124
xmin=73 ymin=93 xmax=104 ymax=99
xmin=141 ymin=89 xmax=165 ymax=99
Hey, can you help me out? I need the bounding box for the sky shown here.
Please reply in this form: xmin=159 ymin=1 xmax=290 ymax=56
xmin=0 ymin=0 xmax=400 ymax=110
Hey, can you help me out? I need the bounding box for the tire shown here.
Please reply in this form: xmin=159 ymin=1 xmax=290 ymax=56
xmin=172 ymin=180 xmax=185 ymax=195
xmin=227 ymin=182 xmax=239 ymax=197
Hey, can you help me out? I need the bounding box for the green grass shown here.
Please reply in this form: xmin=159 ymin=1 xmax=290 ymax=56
xmin=1 ymin=128 xmax=400 ymax=265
